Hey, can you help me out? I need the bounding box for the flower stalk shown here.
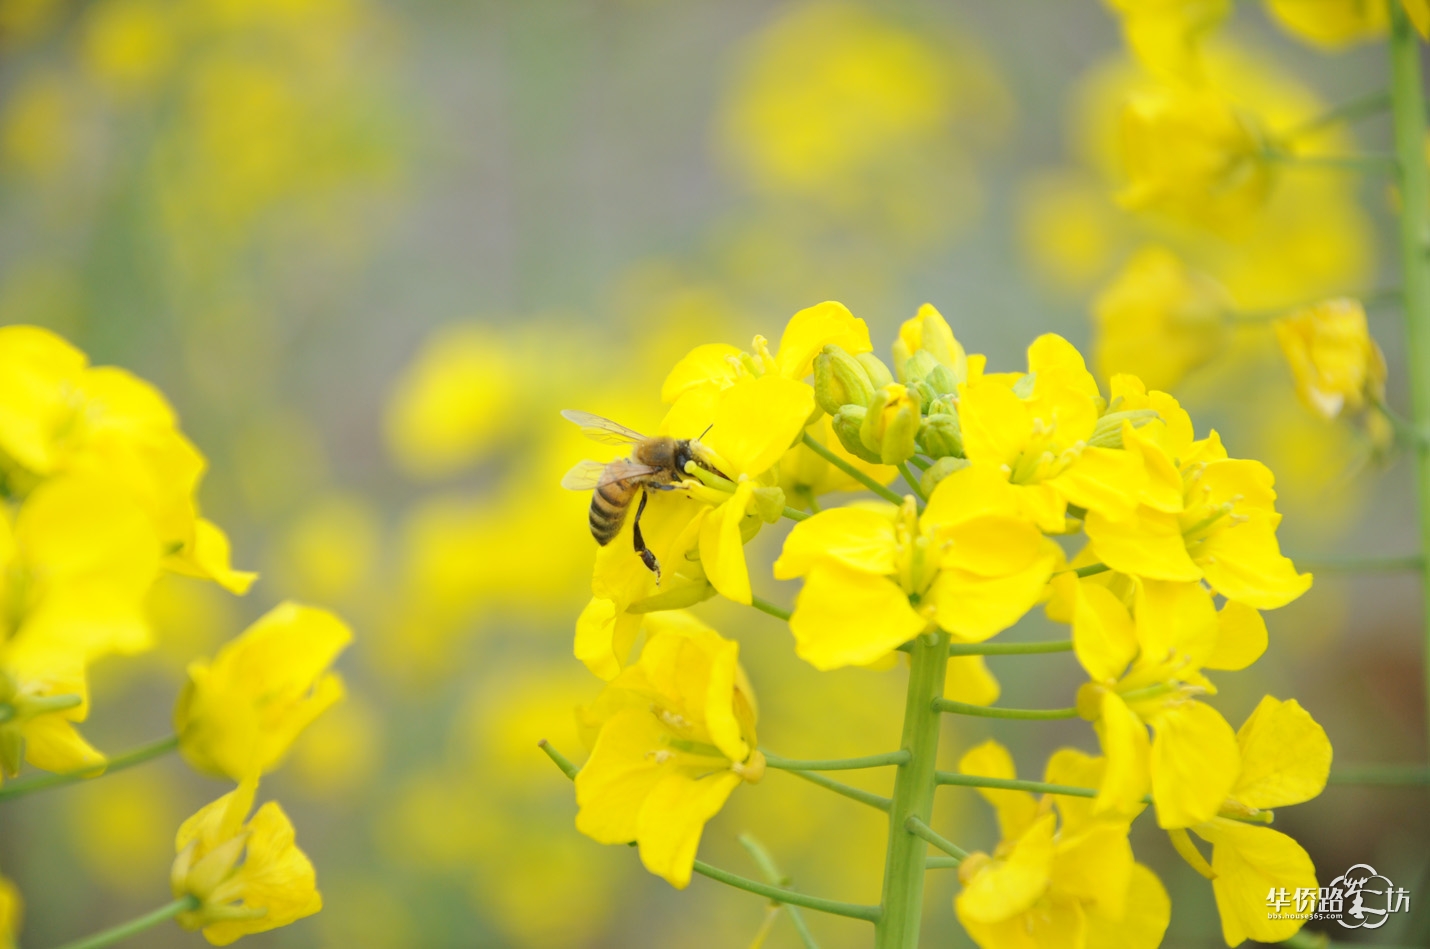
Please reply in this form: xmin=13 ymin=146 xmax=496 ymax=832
xmin=0 ymin=734 xmax=179 ymax=803
xmin=51 ymin=895 xmax=199 ymax=949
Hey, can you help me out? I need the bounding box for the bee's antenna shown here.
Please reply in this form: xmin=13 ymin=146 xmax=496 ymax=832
xmin=697 ymin=424 xmax=713 ymax=441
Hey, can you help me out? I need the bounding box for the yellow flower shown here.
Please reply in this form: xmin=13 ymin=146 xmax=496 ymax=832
xmin=1274 ymin=298 xmax=1388 ymax=423
xmin=1061 ymin=570 xmax=1273 ymax=828
xmin=0 ymin=648 xmax=103 ymax=784
xmin=954 ymin=741 xmax=1169 ymax=949
xmin=1092 ymin=245 xmax=1231 ymax=391
xmin=1084 ymin=377 xmax=1312 ymax=611
xmin=958 ymin=334 xmax=1147 ymax=530
xmin=774 ymin=464 xmax=1060 ymax=669
xmin=574 ymin=612 xmax=763 ymax=889
xmin=0 ymin=874 xmax=18 ymax=949
xmin=1117 ymin=85 xmax=1273 ymax=231
xmin=1105 ymin=0 xmax=1231 ymax=82
xmin=0 ymin=325 xmax=254 ymax=594
xmin=175 ymin=602 xmax=351 ymax=780
xmin=892 ymin=303 xmax=972 ymax=382
xmin=172 ymin=776 xmax=322 ymax=946
xmin=1265 ymin=0 xmax=1386 ymax=47
xmin=1170 ymin=696 xmax=1329 ymax=946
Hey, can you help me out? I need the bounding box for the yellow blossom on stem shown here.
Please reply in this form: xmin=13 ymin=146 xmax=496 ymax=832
xmin=1170 ymin=696 xmax=1330 ymax=946
xmin=574 ymin=611 xmax=763 ymax=889
xmin=958 ymin=334 xmax=1147 ymax=530
xmin=172 ymin=775 xmax=322 ymax=946
xmin=1274 ymin=298 xmax=1390 ymax=446
xmin=175 ymin=602 xmax=351 ymax=780
xmin=774 ymin=464 xmax=1060 ymax=669
xmin=1104 ymin=0 xmax=1231 ymax=82
xmin=1117 ymin=85 xmax=1273 ymax=231
xmin=1265 ymin=0 xmax=1387 ymax=48
xmin=0 ymin=325 xmax=254 ymax=593
xmin=1092 ymin=245 xmax=1231 ymax=391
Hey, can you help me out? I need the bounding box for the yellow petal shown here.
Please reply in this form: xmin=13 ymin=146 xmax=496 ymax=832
xmin=574 ymin=709 xmax=670 ymax=845
xmin=700 ymin=633 xmax=750 ymax=764
xmin=1027 ymin=333 xmax=1100 ymax=399
xmin=945 ymin=655 xmax=1000 ymax=707
xmin=1086 ymin=508 xmax=1200 ymax=582
xmin=636 ymin=770 xmax=743 ymax=889
xmin=789 ymin=562 xmax=925 ymax=670
xmin=956 ymin=813 xmax=1056 ymax=924
xmin=1052 ymin=822 xmax=1133 ymax=919
xmin=1072 ymin=581 xmax=1138 ymax=683
xmin=958 ymin=379 xmax=1032 ymax=468
xmin=958 ymin=739 xmax=1038 ymax=841
xmin=1050 ymin=446 xmax=1146 ymax=521
xmin=21 ymin=713 xmax=105 ymax=775
xmin=1132 ymin=580 xmax=1218 ymax=670
xmin=1084 ymin=862 xmax=1171 ymax=949
xmin=774 ymin=301 xmax=872 ymax=380
xmin=931 ymin=547 xmax=1057 ymax=643
xmin=705 ymin=375 xmax=815 ymax=477
xmin=960 ymin=894 xmax=1086 ymax=949
xmin=1095 ymin=692 xmax=1151 ymax=819
xmin=773 ymin=505 xmax=897 ymax=579
xmin=1195 ymin=818 xmax=1317 ymax=947
xmin=1232 ymin=696 xmax=1330 ymax=811
xmin=1044 ymin=748 xmax=1115 ymax=834
xmin=1196 ymin=515 xmax=1312 ymax=610
xmin=574 ymin=597 xmax=643 ymax=681
xmin=661 ymin=343 xmax=745 ymax=403
xmin=699 ymin=483 xmax=755 ymax=605
xmin=1148 ymin=700 xmax=1239 ymax=829
xmin=168 ymin=518 xmax=257 ymax=595
xmin=1205 ymin=600 xmax=1267 ymax=672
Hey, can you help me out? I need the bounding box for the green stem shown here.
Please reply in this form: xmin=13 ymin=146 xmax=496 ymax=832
xmin=1263 ymin=150 xmax=1399 ymax=172
xmin=874 ymin=630 xmax=947 ymax=949
xmin=750 ymin=596 xmax=793 ymax=623
xmin=1328 ymin=764 xmax=1430 ymax=786
xmin=0 ymin=734 xmax=179 ymax=803
xmin=1291 ymin=554 xmax=1423 ymax=572
xmin=925 ymin=856 xmax=962 ymax=870
xmin=783 ymin=505 xmax=811 ymax=522
xmin=1073 ymin=562 xmax=1110 ymax=578
xmin=537 ymin=740 xmax=579 ymax=780
xmin=800 ymin=432 xmax=904 ymax=505
xmin=947 ymin=639 xmax=1073 ymax=656
xmin=935 ymin=771 xmax=1099 ymax=799
xmin=692 ymin=860 xmax=881 ymax=922
xmin=778 ymin=768 xmax=891 ymax=811
xmin=738 ymin=834 xmax=819 ymax=949
xmin=897 ymin=462 xmax=926 ymax=506
xmin=932 ymin=698 xmax=1079 ymax=720
xmin=1388 ymin=0 xmax=1430 ymax=773
xmin=51 ymin=895 xmax=198 ymax=949
xmin=904 ymin=816 xmax=968 ymax=862
xmin=764 ymin=750 xmax=910 ymax=771
xmin=1280 ymin=89 xmax=1392 ymax=140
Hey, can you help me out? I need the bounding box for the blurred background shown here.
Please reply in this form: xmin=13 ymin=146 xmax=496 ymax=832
xmin=0 ymin=0 xmax=1424 ymax=946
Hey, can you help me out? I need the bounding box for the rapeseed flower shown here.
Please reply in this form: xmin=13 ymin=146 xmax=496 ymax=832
xmin=774 ymin=464 xmax=1059 ymax=669
xmin=1104 ymin=0 xmax=1230 ymax=82
xmin=175 ymin=602 xmax=351 ymax=780
xmin=1274 ymin=298 xmax=1391 ymax=447
xmin=0 ymin=875 xmax=17 ymax=949
xmin=1092 ymin=245 xmax=1231 ymax=391
xmin=172 ymin=776 xmax=322 ymax=945
xmin=1265 ymin=0 xmax=1387 ymax=47
xmin=574 ymin=612 xmax=763 ymax=888
xmin=954 ymin=740 xmax=1169 ymax=949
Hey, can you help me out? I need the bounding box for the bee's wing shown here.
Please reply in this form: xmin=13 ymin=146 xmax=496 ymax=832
xmin=561 ymin=409 xmax=647 ymax=446
xmin=560 ymin=459 xmax=661 ymax=490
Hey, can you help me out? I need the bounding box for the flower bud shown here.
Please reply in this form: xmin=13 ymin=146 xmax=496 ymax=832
xmin=917 ymin=412 xmax=963 ymax=459
xmin=831 ymin=405 xmax=884 ymax=464
xmin=855 ymin=352 xmax=895 ymax=390
xmin=812 ymin=345 xmax=875 ymax=414
xmin=901 ymin=350 xmax=941 ymax=385
xmin=893 ymin=304 xmax=967 ymax=382
xmin=752 ymin=484 xmax=788 ymax=524
xmin=919 ymin=456 xmax=969 ymax=497
xmin=860 ymin=384 xmax=920 ymax=465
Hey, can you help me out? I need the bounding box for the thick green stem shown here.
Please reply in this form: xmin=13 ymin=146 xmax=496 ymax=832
xmin=0 ymin=734 xmax=179 ymax=803
xmin=874 ymin=630 xmax=947 ymax=949
xmin=932 ymin=698 xmax=1079 ymax=720
xmin=800 ymin=432 xmax=905 ymax=505
xmin=51 ymin=895 xmax=198 ymax=949
xmin=1388 ymin=0 xmax=1430 ymax=771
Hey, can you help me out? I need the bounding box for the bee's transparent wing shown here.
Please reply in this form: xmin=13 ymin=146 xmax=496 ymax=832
xmin=561 ymin=409 xmax=647 ymax=445
xmin=560 ymin=459 xmax=660 ymax=490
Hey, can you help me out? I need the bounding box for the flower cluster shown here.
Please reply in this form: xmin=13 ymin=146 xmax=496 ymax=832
xmin=560 ymin=302 xmax=1327 ymax=947
xmin=0 ymin=327 xmax=350 ymax=946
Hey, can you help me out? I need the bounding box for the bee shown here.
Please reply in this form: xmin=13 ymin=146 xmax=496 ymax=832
xmin=560 ymin=409 xmax=722 ymax=579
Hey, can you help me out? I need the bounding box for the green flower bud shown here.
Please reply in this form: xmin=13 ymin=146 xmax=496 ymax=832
xmin=917 ymin=412 xmax=963 ymax=459
xmin=855 ymin=352 xmax=895 ymax=390
xmin=925 ymin=363 xmax=959 ymax=397
xmin=752 ymin=484 xmax=788 ymax=524
xmin=813 ymin=345 xmax=876 ymax=414
xmin=920 ymin=456 xmax=969 ymax=498
xmin=1088 ymin=409 xmax=1160 ymax=449
xmin=831 ymin=405 xmax=884 ymax=463
xmin=860 ymin=384 xmax=920 ymax=465
xmin=901 ymin=350 xmax=941 ymax=384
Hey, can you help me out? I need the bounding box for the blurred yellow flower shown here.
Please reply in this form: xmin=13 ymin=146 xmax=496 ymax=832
xmin=1118 ymin=85 xmax=1273 ymax=231
xmin=287 ymin=691 xmax=381 ymax=799
xmin=172 ymin=776 xmax=322 ymax=946
xmin=775 ymin=465 xmax=1059 ymax=669
xmin=82 ymin=0 xmax=176 ymax=95
xmin=1017 ymin=170 xmax=1127 ymax=292
xmin=1092 ymin=245 xmax=1231 ymax=390
xmin=1274 ymin=298 xmax=1388 ymax=426
xmin=66 ymin=767 xmax=179 ymax=895
xmin=0 ymin=875 xmax=18 ymax=949
xmin=1105 ymin=0 xmax=1230 ymax=81
xmin=1264 ymin=0 xmax=1387 ymax=47
xmin=268 ymin=492 xmax=381 ymax=604
xmin=0 ymin=73 xmax=75 ymax=180
xmin=575 ymin=611 xmax=763 ymax=888
xmin=176 ymin=602 xmax=351 ymax=780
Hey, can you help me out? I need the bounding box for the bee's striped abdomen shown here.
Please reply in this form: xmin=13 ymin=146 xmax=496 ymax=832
xmin=588 ymin=479 xmax=636 ymax=545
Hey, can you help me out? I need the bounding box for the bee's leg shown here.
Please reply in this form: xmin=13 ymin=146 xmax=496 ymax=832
xmin=632 ymin=487 xmax=661 ymax=581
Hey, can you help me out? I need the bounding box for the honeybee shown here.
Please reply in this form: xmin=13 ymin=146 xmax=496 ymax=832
xmin=560 ymin=410 xmax=722 ymax=578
